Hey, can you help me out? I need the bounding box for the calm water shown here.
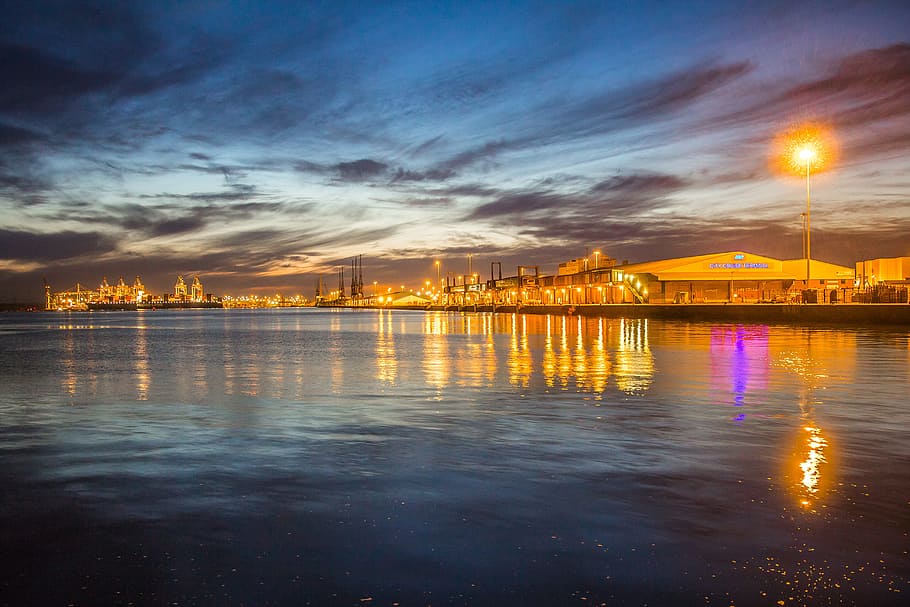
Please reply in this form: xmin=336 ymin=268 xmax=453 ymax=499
xmin=1 ymin=309 xmax=908 ymax=606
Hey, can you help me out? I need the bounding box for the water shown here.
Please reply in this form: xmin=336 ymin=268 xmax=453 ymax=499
xmin=1 ymin=309 xmax=908 ymax=606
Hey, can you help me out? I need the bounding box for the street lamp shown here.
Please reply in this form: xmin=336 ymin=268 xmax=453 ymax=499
xmin=772 ymin=123 xmax=835 ymax=291
xmin=435 ymin=260 xmax=440 ymax=289
xmin=799 ymin=145 xmax=816 ymax=285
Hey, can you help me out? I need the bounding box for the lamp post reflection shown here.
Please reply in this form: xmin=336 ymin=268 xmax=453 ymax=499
xmin=778 ymin=344 xmax=832 ymax=512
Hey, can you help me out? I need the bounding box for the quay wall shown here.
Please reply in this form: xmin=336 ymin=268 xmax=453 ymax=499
xmin=422 ymin=303 xmax=910 ymax=326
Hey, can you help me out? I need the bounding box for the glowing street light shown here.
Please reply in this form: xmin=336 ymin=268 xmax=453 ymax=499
xmin=772 ymin=123 xmax=836 ymax=290
xmin=435 ymin=260 xmax=441 ymax=289
xmin=798 ymin=144 xmax=817 ymax=285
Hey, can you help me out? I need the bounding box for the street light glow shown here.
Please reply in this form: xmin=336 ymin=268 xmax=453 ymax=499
xmin=772 ymin=123 xmax=837 ymax=289
xmin=798 ymin=146 xmax=816 ymax=163
xmin=771 ymin=123 xmax=836 ymax=177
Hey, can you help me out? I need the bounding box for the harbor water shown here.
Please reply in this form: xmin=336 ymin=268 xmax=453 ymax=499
xmin=1 ymin=309 xmax=908 ymax=605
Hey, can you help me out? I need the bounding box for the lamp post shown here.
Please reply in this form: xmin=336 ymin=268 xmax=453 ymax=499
xmin=435 ymin=260 xmax=440 ymax=290
xmin=799 ymin=146 xmax=816 ymax=287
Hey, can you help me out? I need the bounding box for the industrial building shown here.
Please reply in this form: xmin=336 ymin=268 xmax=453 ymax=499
xmin=620 ymin=251 xmax=855 ymax=304
xmin=456 ymin=251 xmax=856 ymax=306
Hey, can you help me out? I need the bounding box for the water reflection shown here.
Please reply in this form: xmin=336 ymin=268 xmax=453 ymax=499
xmin=774 ymin=331 xmax=855 ymax=510
xmin=507 ymin=314 xmax=532 ymax=388
xmin=799 ymin=424 xmax=828 ymax=506
xmin=423 ymin=315 xmax=449 ymax=394
xmin=5 ymin=311 xmax=908 ymax=606
xmin=614 ymin=318 xmax=653 ymax=394
xmin=710 ymin=325 xmax=769 ymax=416
xmin=415 ymin=313 xmax=655 ymax=397
xmin=330 ymin=315 xmax=344 ymax=394
xmin=375 ymin=310 xmax=398 ymax=384
xmin=61 ymin=327 xmax=77 ymax=396
xmin=134 ymin=320 xmax=149 ymax=401
xmin=584 ymin=318 xmax=610 ymax=396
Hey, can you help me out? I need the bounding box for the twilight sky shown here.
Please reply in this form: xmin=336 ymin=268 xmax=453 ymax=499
xmin=2 ymin=0 xmax=910 ymax=300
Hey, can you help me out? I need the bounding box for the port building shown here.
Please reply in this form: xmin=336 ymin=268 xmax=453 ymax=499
xmin=620 ymin=251 xmax=855 ymax=304
xmin=856 ymin=256 xmax=910 ymax=287
xmin=465 ymin=251 xmax=856 ymax=306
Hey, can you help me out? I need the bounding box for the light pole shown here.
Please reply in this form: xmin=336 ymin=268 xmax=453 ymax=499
xmin=799 ymin=146 xmax=816 ymax=287
xmin=800 ymin=213 xmax=807 ymax=260
xmin=593 ymin=250 xmax=601 ymax=269
xmin=435 ymin=260 xmax=440 ymax=290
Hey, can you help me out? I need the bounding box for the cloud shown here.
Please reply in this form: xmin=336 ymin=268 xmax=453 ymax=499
xmin=433 ymin=184 xmax=501 ymax=198
xmin=0 ymin=42 xmax=116 ymax=115
xmin=394 ymin=197 xmax=453 ymax=208
xmin=0 ymin=229 xmax=117 ymax=262
xmin=703 ymin=44 xmax=910 ymax=164
xmin=465 ymin=172 xmax=688 ymax=221
xmin=0 ymin=123 xmax=43 ymax=146
xmin=408 ymin=134 xmax=445 ymax=157
xmin=34 ymin=198 xmax=292 ymax=240
xmin=466 ymin=191 xmax=571 ymax=220
xmin=538 ymin=61 xmax=753 ymax=142
xmin=147 ymin=215 xmax=207 ymax=237
xmin=0 ymin=172 xmax=49 ymax=196
xmin=434 ymin=139 xmax=516 ymax=173
xmin=785 ymin=44 xmax=910 ymax=129
xmin=389 ymin=167 xmax=455 ymax=183
xmin=334 ymin=159 xmax=389 ymax=182
xmin=590 ymin=174 xmax=689 ymax=196
xmin=295 ymin=160 xmax=329 ymax=174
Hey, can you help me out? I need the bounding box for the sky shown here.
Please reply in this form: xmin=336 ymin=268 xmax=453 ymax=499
xmin=2 ymin=0 xmax=910 ymax=301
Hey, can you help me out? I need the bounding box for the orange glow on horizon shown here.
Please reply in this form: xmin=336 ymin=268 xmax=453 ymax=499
xmin=770 ymin=123 xmax=837 ymax=177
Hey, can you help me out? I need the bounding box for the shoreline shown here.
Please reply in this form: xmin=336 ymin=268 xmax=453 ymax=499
xmin=9 ymin=302 xmax=910 ymax=326
xmin=374 ymin=302 xmax=910 ymax=326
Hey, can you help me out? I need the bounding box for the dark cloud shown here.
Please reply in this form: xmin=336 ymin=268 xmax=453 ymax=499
xmin=467 ymin=191 xmax=571 ymax=220
xmin=148 ymin=216 xmax=207 ymax=237
xmin=36 ymin=199 xmax=291 ymax=240
xmin=389 ymin=167 xmax=455 ymax=183
xmin=0 ymin=123 xmax=43 ymax=146
xmin=433 ymin=184 xmax=501 ymax=198
xmin=541 ymin=61 xmax=753 ymax=141
xmin=466 ymin=172 xmax=688 ymax=221
xmin=409 ymin=134 xmax=445 ymax=157
xmin=298 ymin=158 xmax=456 ymax=184
xmin=590 ymin=174 xmax=689 ymax=196
xmin=139 ymin=185 xmax=260 ymax=204
xmin=0 ymin=42 xmax=116 ymax=115
xmin=435 ymin=139 xmax=516 ymax=173
xmin=334 ymin=159 xmax=389 ymax=181
xmin=785 ymin=44 xmax=910 ymax=129
xmin=0 ymin=229 xmax=117 ymax=262
xmin=0 ymin=172 xmax=49 ymax=196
